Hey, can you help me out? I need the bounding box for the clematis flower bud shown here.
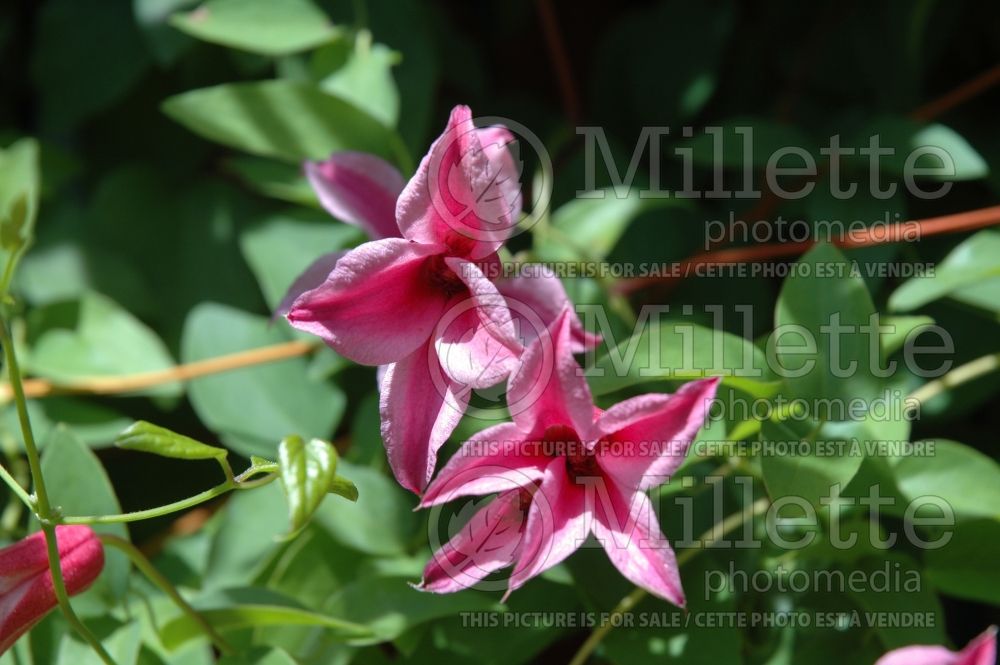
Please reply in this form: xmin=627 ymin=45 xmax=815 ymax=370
xmin=0 ymin=526 xmax=104 ymax=654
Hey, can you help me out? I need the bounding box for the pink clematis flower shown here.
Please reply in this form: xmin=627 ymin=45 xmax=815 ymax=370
xmin=0 ymin=526 xmax=105 ymax=654
xmin=875 ymin=626 xmax=997 ymax=665
xmin=418 ymin=309 xmax=718 ymax=604
xmin=285 ymin=105 xmax=595 ymax=494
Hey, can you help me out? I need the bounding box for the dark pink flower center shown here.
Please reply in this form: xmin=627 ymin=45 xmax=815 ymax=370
xmin=423 ymin=255 xmax=467 ymax=297
xmin=542 ymin=424 xmax=601 ymax=480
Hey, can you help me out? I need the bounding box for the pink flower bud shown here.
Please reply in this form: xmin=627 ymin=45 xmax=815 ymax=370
xmin=0 ymin=526 xmax=104 ymax=654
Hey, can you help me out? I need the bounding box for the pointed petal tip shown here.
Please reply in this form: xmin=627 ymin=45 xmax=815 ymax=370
xmin=448 ymin=104 xmax=473 ymax=125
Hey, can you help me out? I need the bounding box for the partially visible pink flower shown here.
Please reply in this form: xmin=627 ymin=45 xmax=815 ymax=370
xmin=418 ymin=309 xmax=718 ymax=603
xmin=875 ymin=627 xmax=997 ymax=665
xmin=0 ymin=526 xmax=105 ymax=654
xmin=305 ymin=151 xmax=406 ymax=241
xmin=285 ymin=105 xmax=597 ymax=494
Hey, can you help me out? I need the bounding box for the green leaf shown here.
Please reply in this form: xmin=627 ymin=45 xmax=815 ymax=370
xmin=911 ymin=124 xmax=988 ymax=180
xmin=328 ymin=475 xmax=358 ymax=502
xmin=217 ymin=647 xmax=298 ymax=665
xmin=925 ymin=519 xmax=1000 ymax=605
xmin=879 ymin=315 xmax=934 ymax=357
xmin=114 ymin=420 xmax=227 ymax=461
xmin=674 ymin=117 xmax=815 ymax=168
xmin=55 ymin=617 xmax=142 ymax=665
xmin=0 ymin=195 xmax=29 ymax=251
xmin=318 ymin=31 xmax=400 ymax=127
xmin=162 ymin=80 xmax=405 ymax=163
xmin=40 ymin=427 xmax=130 ymax=601
xmin=278 ymin=435 xmax=339 ymax=538
xmin=160 ymin=605 xmax=371 ymax=650
xmin=313 ymin=460 xmax=418 ymax=556
xmin=0 ymin=138 xmax=40 ymax=259
xmin=324 ymin=575 xmax=500 ymax=643
xmin=587 ymin=319 xmax=777 ymax=398
xmin=759 ymin=418 xmax=866 ymax=508
xmin=774 ymin=243 xmax=881 ymax=420
xmin=171 ymin=0 xmax=339 ymax=56
xmin=890 ymin=439 xmax=1000 ymax=520
xmin=851 ymin=118 xmax=989 ymax=180
xmin=204 ymin=482 xmax=287 ymax=590
xmin=264 ymin=526 xmax=364 ymax=612
xmin=536 ymin=190 xmax=685 ymax=262
xmin=14 ymin=240 xmax=154 ymax=315
xmin=889 ymin=230 xmax=1000 ymax=312
xmin=36 ymin=398 xmax=132 ymax=449
xmin=223 ymin=156 xmax=318 ymax=207
xmin=27 ymin=292 xmax=181 ymax=397
xmin=239 ymin=210 xmax=362 ymax=310
xmin=247 ymin=455 xmax=279 ymax=475
xmin=181 ymin=303 xmax=345 ymax=458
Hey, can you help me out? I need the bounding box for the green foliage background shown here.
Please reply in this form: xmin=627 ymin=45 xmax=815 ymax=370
xmin=1 ymin=0 xmax=999 ymax=663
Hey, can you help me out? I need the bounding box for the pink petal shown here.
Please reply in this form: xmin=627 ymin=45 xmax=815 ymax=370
xmin=595 ymin=377 xmax=720 ymax=491
xmin=420 ymin=422 xmax=549 ymax=507
xmin=274 ymin=251 xmax=347 ymax=319
xmin=496 ymin=266 xmax=602 ymax=352
xmin=875 ymin=646 xmax=961 ymax=665
xmin=304 ymin=152 xmax=405 ymax=240
xmin=476 ymin=126 xmax=523 ymax=225
xmin=592 ymin=486 xmax=685 ymax=607
xmin=286 ymin=238 xmax=448 ymax=365
xmin=396 ymin=105 xmax=518 ymax=259
xmin=417 ymin=490 xmax=529 ymax=593
xmin=380 ymin=341 xmax=470 ymax=494
xmin=874 ymin=627 xmax=997 ymax=665
xmin=434 ymin=257 xmax=522 ymax=389
xmin=960 ymin=627 xmax=998 ymax=665
xmin=507 ymin=309 xmax=595 ymax=439
xmin=505 ymin=457 xmax=589 ymax=599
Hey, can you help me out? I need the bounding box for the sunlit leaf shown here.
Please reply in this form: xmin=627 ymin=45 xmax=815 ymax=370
xmin=171 ymin=0 xmax=340 ymax=56
xmin=115 ymin=420 xmax=227 ymax=461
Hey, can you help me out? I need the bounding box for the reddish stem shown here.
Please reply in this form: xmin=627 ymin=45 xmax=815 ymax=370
xmin=615 ymin=204 xmax=1000 ymax=295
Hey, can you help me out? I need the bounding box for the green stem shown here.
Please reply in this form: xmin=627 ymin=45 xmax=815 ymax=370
xmin=0 ymin=458 xmax=31 ymax=508
xmin=62 ymin=484 xmax=233 ymax=525
xmin=567 ymin=497 xmax=770 ymax=665
xmin=62 ymin=472 xmax=278 ymax=525
xmin=0 ymin=246 xmax=26 ymax=300
xmin=1 ymin=437 xmax=31 ymax=530
xmin=98 ymin=534 xmax=234 ymax=656
xmin=0 ymin=320 xmax=116 ymax=665
xmin=40 ymin=524 xmax=116 ymax=663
